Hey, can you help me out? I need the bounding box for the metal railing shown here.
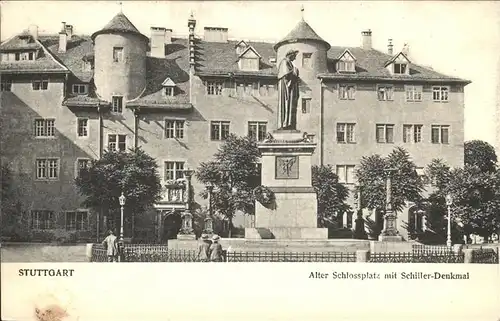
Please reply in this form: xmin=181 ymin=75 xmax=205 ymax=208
xmin=472 ymin=248 xmax=499 ymax=264
xmin=226 ymin=251 xmax=356 ymax=262
xmin=412 ymin=244 xmax=453 ymax=255
xmin=370 ymin=252 xmax=464 ymax=263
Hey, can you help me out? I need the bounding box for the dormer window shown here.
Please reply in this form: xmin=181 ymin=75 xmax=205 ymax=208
xmin=394 ymin=63 xmax=407 ymax=74
xmin=386 ymin=52 xmax=411 ymax=75
xmin=72 ymin=84 xmax=89 ymax=95
xmin=162 ymin=77 xmax=176 ymax=97
xmin=82 ymin=61 xmax=92 ymax=72
xmin=235 ymin=40 xmax=248 ymax=55
xmin=336 ymin=49 xmax=356 ymax=73
xmin=14 ymin=51 xmax=36 ymax=61
xmin=238 ymin=46 xmax=261 ymax=72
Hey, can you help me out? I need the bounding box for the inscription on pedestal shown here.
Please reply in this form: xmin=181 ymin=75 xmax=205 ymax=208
xmin=275 ymin=156 xmax=299 ymax=179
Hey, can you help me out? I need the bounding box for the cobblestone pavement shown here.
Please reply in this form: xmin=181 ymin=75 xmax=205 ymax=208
xmin=1 ymin=244 xmax=88 ymax=262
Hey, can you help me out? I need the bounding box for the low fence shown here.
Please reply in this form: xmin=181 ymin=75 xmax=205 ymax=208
xmin=412 ymin=244 xmax=453 ymax=255
xmin=370 ymin=252 xmax=464 ymax=263
xmin=88 ymin=243 xmax=499 ymax=264
xmin=226 ymin=251 xmax=356 ymax=262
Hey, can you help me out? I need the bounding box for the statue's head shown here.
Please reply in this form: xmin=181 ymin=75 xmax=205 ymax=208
xmin=286 ymin=49 xmax=299 ymax=61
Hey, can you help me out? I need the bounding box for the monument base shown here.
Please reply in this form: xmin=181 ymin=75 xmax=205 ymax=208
xmin=378 ymin=235 xmax=404 ymax=242
xmin=245 ymin=227 xmax=328 ymax=239
xmin=177 ymin=234 xmax=196 ymax=240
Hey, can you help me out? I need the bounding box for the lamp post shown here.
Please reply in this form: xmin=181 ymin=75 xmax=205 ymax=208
xmin=118 ymin=192 xmax=126 ymax=262
xmin=379 ymin=168 xmax=402 ymax=241
xmin=445 ymin=194 xmax=453 ymax=247
xmin=221 ymin=169 xmax=235 ymax=238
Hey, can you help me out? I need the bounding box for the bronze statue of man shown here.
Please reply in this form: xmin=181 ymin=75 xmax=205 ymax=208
xmin=277 ymin=49 xmax=300 ymax=130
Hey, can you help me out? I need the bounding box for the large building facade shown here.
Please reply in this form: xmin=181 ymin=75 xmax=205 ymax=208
xmin=0 ymin=12 xmax=469 ymax=242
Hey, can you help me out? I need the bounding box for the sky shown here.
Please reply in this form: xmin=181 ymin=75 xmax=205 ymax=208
xmin=2 ymin=1 xmax=499 ymax=148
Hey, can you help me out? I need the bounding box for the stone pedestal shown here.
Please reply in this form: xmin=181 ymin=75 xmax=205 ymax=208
xmin=245 ymin=130 xmax=327 ymax=239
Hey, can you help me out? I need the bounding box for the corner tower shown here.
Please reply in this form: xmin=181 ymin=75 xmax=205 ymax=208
xmin=274 ymin=16 xmax=330 ymax=82
xmin=91 ymin=12 xmax=148 ymax=101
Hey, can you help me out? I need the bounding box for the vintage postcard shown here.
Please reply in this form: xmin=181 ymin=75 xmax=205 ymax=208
xmin=1 ymin=1 xmax=499 ymax=320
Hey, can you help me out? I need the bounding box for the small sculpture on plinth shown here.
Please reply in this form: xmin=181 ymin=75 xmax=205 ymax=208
xmin=204 ymin=216 xmax=214 ymax=234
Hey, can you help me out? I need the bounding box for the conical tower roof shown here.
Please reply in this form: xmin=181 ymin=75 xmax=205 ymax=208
xmin=274 ymin=19 xmax=330 ymax=51
xmin=91 ymin=12 xmax=148 ymax=42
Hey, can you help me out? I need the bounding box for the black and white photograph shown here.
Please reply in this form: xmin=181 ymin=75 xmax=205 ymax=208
xmin=2 ymin=1 xmax=500 ymax=320
xmin=1 ymin=1 xmax=499 ymax=266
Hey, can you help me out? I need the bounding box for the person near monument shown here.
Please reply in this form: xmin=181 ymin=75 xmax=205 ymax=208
xmin=197 ymin=233 xmax=211 ymax=262
xmin=101 ymin=230 xmax=118 ymax=262
xmin=209 ymin=234 xmax=224 ymax=262
xmin=277 ymin=49 xmax=300 ymax=130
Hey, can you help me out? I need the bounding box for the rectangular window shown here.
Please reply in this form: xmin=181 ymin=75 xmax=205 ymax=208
xmin=376 ymin=124 xmax=394 ymax=143
xmin=206 ymin=80 xmax=223 ymax=96
xmin=432 ymin=86 xmax=449 ymax=102
xmin=336 ymin=123 xmax=356 ymax=143
xmin=336 ymin=165 xmax=356 ymax=184
xmin=32 ymin=78 xmax=49 ymax=91
xmin=339 ymin=84 xmax=355 ymax=100
xmin=77 ymin=118 xmax=88 ymax=137
xmin=165 ymin=120 xmax=185 ymax=139
xmin=405 ymin=85 xmax=422 ymax=102
xmin=34 ymin=119 xmax=55 ymax=138
xmin=302 ymin=52 xmax=312 ymax=68
xmin=394 ymin=63 xmax=407 ymax=74
xmin=108 ymin=134 xmax=127 ymax=152
xmin=72 ymin=84 xmax=88 ymax=95
xmin=31 ymin=210 xmax=54 ymax=230
xmin=1 ymin=79 xmax=12 ymax=92
xmin=211 ymin=121 xmax=230 ymax=141
xmin=164 ymin=161 xmax=185 ymax=180
xmin=15 ymin=52 xmax=20 ymax=61
xmin=301 ymin=98 xmax=311 ymax=114
xmin=76 ymin=159 xmax=90 ymax=178
xmin=36 ymin=158 xmax=59 ymax=180
xmin=164 ymin=87 xmax=174 ymax=96
xmin=28 ymin=52 xmax=34 ymax=60
xmin=248 ymin=121 xmax=267 ymax=141
xmin=431 ymin=125 xmax=450 ymax=144
xmin=111 ymin=96 xmax=123 ymax=113
xmin=337 ymin=61 xmax=355 ymax=73
xmin=403 ymin=124 xmax=422 ymax=143
xmin=65 ymin=211 xmax=89 ymax=231
xmin=377 ymin=85 xmax=394 ymax=101
xmin=113 ymin=47 xmax=124 ymax=62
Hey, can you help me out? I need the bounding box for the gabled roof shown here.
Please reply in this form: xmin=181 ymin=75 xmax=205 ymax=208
xmin=161 ymin=77 xmax=176 ymax=86
xmin=0 ymin=32 xmax=41 ymax=51
xmin=337 ymin=49 xmax=356 ymax=61
xmin=238 ymin=45 xmax=262 ymax=59
xmin=384 ymin=52 xmax=411 ymax=67
xmin=0 ymin=34 xmax=69 ymax=74
xmin=91 ymin=12 xmax=148 ymax=43
xmin=234 ymin=40 xmax=248 ymax=48
xmin=274 ymin=19 xmax=330 ymax=51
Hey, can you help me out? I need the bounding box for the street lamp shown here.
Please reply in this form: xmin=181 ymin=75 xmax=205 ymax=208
xmin=445 ymin=194 xmax=453 ymax=247
xmin=118 ymin=191 xmax=126 ymax=262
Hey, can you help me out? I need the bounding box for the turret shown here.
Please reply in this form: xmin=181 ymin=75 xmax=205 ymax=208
xmin=91 ymin=12 xmax=148 ymax=102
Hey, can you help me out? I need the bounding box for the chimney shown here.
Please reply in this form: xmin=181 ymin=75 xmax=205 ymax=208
xmin=165 ymin=29 xmax=172 ymax=44
xmin=361 ymin=29 xmax=372 ymax=50
xmin=28 ymin=24 xmax=38 ymax=41
xmin=387 ymin=39 xmax=394 ymax=55
xmin=150 ymin=27 xmax=166 ymax=58
xmin=188 ymin=12 xmax=196 ymax=66
xmin=402 ymin=43 xmax=410 ymax=57
xmin=58 ymin=22 xmax=67 ymax=53
xmin=65 ymin=24 xmax=73 ymax=39
xmin=204 ymin=27 xmax=228 ymax=43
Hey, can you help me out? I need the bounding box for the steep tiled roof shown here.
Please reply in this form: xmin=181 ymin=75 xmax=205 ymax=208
xmin=127 ymin=38 xmax=191 ymax=107
xmin=0 ymin=33 xmax=68 ymax=74
xmin=195 ymin=40 xmax=277 ymax=77
xmin=91 ymin=12 xmax=148 ymax=43
xmin=274 ymin=19 xmax=330 ymax=51
xmin=41 ymin=35 xmax=94 ymax=82
xmin=321 ymin=46 xmax=469 ymax=83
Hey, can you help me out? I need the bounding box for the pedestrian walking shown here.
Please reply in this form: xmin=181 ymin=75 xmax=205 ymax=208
xmin=209 ymin=234 xmax=223 ymax=262
xmin=102 ymin=230 xmax=118 ymax=262
xmin=197 ymin=233 xmax=211 ymax=262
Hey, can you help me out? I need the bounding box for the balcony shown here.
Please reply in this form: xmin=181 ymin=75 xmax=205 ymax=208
xmin=160 ymin=186 xmax=186 ymax=204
